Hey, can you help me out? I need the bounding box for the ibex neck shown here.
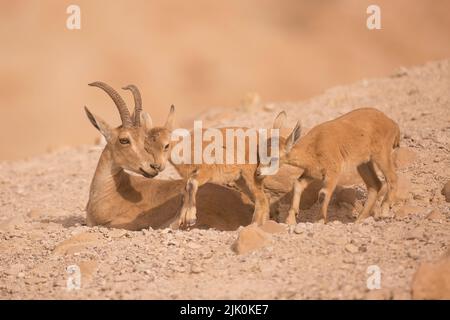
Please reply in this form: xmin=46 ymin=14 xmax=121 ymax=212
xmin=89 ymin=146 xmax=122 ymax=201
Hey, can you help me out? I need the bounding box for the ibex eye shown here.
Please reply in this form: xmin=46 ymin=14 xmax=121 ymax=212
xmin=119 ymin=138 xmax=130 ymax=145
xmin=164 ymin=144 xmax=170 ymax=150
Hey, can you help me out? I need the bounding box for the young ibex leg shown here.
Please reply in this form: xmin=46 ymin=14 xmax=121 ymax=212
xmin=318 ymin=174 xmax=338 ymax=224
xmin=241 ymin=172 xmax=269 ymax=225
xmin=172 ymin=177 xmax=199 ymax=229
xmin=286 ymin=177 xmax=313 ymax=225
xmin=356 ymin=161 xmax=382 ymax=222
xmin=374 ymin=153 xmax=398 ymax=217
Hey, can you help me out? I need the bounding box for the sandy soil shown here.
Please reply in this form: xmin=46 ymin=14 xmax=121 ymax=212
xmin=0 ymin=60 xmax=449 ymax=299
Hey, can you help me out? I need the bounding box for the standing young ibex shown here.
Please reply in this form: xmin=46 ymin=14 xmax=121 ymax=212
xmin=139 ymin=118 xmax=274 ymax=229
xmin=84 ymin=82 xmax=251 ymax=230
xmin=256 ymin=108 xmax=400 ymax=224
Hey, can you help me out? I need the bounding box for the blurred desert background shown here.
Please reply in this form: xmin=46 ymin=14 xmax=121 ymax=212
xmin=1 ymin=0 xmax=450 ymax=160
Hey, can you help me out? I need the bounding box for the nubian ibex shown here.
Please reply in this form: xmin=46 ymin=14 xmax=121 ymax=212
xmin=139 ymin=114 xmax=278 ymax=228
xmin=84 ymin=82 xmax=251 ymax=230
xmin=256 ymin=108 xmax=400 ymax=224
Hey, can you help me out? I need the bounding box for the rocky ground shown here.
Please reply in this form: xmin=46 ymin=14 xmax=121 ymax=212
xmin=0 ymin=60 xmax=449 ymax=299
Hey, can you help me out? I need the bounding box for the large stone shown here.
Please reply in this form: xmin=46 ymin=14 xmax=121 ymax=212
xmin=411 ymin=255 xmax=450 ymax=299
xmin=232 ymin=224 xmax=270 ymax=255
xmin=441 ymin=181 xmax=450 ymax=202
xmin=426 ymin=209 xmax=445 ymax=221
xmin=394 ymin=147 xmax=417 ymax=169
xmin=260 ymin=220 xmax=286 ymax=234
xmin=54 ymin=232 xmax=102 ymax=255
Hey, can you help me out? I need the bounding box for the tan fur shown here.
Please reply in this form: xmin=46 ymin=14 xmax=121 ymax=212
xmin=146 ymin=112 xmax=294 ymax=228
xmin=170 ymin=127 xmax=269 ymax=228
xmin=257 ymin=107 xmax=401 ymax=224
xmin=85 ymin=83 xmax=252 ymax=230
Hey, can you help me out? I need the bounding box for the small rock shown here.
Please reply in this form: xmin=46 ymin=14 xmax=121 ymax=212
xmin=345 ymin=243 xmax=359 ymax=254
xmin=293 ymin=224 xmax=305 ymax=234
xmin=407 ymin=250 xmax=420 ymax=260
xmin=441 ymin=181 xmax=450 ymax=202
xmin=190 ymin=264 xmax=204 ymax=274
xmin=359 ymin=244 xmax=368 ymax=253
xmin=187 ymin=242 xmax=202 ymax=250
xmin=231 ymin=224 xmax=270 ymax=255
xmin=17 ymin=272 xmax=25 ymax=278
xmin=53 ymin=232 xmax=102 ymax=255
xmin=395 ymin=205 xmax=423 ymax=219
xmin=405 ymin=227 xmax=426 ymax=241
xmin=426 ymin=209 xmax=445 ymax=221
xmin=260 ymin=220 xmax=286 ymax=234
xmin=109 ymin=229 xmax=127 ymax=239
xmin=411 ymin=255 xmax=450 ymax=299
xmin=362 ymin=217 xmax=375 ymax=225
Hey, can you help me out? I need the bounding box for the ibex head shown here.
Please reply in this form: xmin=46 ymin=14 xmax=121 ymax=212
xmin=256 ymin=111 xmax=302 ymax=176
xmin=85 ymin=82 xmax=174 ymax=178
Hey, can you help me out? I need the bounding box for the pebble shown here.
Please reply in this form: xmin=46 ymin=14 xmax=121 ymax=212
xmin=405 ymin=227 xmax=426 ymax=240
xmin=187 ymin=242 xmax=202 ymax=250
xmin=190 ymin=264 xmax=204 ymax=274
xmin=293 ymin=225 xmax=304 ymax=234
xmin=345 ymin=244 xmax=359 ymax=254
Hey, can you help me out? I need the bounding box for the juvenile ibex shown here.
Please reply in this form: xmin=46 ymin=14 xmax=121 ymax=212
xmin=143 ymin=125 xmax=271 ymax=229
xmin=257 ymin=108 xmax=400 ymax=224
xmin=84 ymin=82 xmax=251 ymax=230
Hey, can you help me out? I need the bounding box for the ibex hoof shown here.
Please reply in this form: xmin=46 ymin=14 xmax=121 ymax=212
xmin=185 ymin=217 xmax=197 ymax=228
xmin=285 ymin=210 xmax=297 ymax=225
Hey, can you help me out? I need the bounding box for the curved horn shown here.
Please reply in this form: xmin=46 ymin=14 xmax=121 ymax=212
xmin=88 ymin=82 xmax=133 ymax=127
xmin=122 ymin=85 xmax=142 ymax=127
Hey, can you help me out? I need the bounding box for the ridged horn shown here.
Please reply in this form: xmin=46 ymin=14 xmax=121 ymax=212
xmin=122 ymin=84 xmax=142 ymax=127
xmin=88 ymin=81 xmax=133 ymax=127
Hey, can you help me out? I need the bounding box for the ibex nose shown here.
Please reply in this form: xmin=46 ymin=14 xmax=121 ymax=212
xmin=150 ymin=163 xmax=161 ymax=171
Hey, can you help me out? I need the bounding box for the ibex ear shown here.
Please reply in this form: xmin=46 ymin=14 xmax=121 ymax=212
xmin=273 ymin=111 xmax=287 ymax=129
xmin=285 ymin=121 xmax=301 ymax=153
xmin=84 ymin=106 xmax=113 ymax=141
xmin=165 ymin=104 xmax=175 ymax=130
xmin=140 ymin=111 xmax=153 ymax=132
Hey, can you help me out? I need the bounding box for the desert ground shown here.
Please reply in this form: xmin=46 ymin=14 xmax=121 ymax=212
xmin=0 ymin=60 xmax=449 ymax=299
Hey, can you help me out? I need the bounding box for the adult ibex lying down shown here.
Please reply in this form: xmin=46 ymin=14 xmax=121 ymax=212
xmin=84 ymin=82 xmax=252 ymax=230
xmin=256 ymin=108 xmax=401 ymax=224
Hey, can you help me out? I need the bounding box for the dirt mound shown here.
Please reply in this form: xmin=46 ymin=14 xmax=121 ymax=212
xmin=0 ymin=60 xmax=449 ymax=299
